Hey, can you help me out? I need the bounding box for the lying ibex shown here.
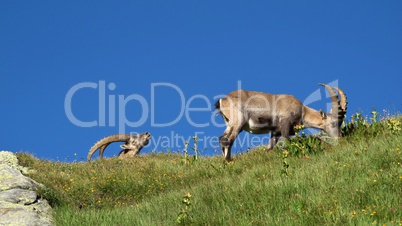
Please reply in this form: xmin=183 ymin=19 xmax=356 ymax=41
xmin=215 ymin=84 xmax=347 ymax=161
xmin=87 ymin=132 xmax=151 ymax=162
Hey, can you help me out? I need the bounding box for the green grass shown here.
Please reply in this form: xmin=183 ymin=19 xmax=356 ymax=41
xmin=17 ymin=115 xmax=402 ymax=225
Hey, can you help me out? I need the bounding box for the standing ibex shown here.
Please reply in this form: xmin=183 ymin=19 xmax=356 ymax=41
xmin=215 ymin=84 xmax=347 ymax=161
xmin=87 ymin=132 xmax=151 ymax=162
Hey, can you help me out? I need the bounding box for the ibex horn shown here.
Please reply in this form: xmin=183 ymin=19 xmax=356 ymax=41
xmin=87 ymin=134 xmax=132 ymax=162
xmin=319 ymin=83 xmax=339 ymax=114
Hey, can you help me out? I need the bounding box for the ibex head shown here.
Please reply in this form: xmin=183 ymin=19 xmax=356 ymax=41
xmin=87 ymin=132 xmax=151 ymax=162
xmin=318 ymin=84 xmax=348 ymax=138
xmin=120 ymin=132 xmax=151 ymax=150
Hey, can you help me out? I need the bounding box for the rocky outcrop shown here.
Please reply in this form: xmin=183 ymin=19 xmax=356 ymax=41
xmin=0 ymin=151 xmax=53 ymax=226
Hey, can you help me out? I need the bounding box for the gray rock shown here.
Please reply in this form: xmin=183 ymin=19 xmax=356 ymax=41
xmin=0 ymin=151 xmax=54 ymax=225
xmin=0 ymin=165 xmax=40 ymax=191
xmin=0 ymin=188 xmax=38 ymax=204
xmin=0 ymin=150 xmax=31 ymax=174
xmin=0 ymin=201 xmax=53 ymax=226
xmin=0 ymin=151 xmax=19 ymax=166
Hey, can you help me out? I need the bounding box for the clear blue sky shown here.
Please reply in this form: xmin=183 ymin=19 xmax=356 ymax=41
xmin=1 ymin=1 xmax=401 ymax=162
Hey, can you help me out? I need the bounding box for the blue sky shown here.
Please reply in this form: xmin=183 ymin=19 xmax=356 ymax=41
xmin=1 ymin=1 xmax=401 ymax=162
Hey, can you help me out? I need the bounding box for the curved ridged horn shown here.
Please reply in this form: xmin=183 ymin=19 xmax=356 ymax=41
xmin=99 ymin=143 xmax=111 ymax=159
xmin=87 ymin=134 xmax=132 ymax=162
xmin=319 ymin=83 xmax=339 ymax=114
xmin=333 ymin=87 xmax=347 ymax=113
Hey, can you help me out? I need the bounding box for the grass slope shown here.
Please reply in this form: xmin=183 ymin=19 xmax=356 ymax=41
xmin=17 ymin=116 xmax=402 ymax=225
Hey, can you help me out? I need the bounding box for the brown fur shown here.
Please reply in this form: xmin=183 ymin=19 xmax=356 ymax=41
xmin=87 ymin=133 xmax=151 ymax=162
xmin=216 ymin=84 xmax=347 ymax=161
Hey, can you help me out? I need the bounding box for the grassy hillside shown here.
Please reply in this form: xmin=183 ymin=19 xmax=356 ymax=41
xmin=17 ymin=114 xmax=401 ymax=225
